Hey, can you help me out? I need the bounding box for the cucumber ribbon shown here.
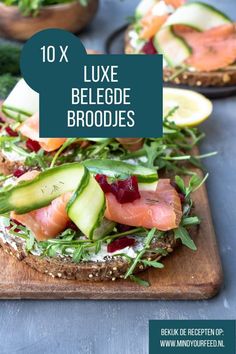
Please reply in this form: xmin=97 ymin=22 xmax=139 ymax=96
xmin=154 ymin=1 xmax=232 ymax=67
xmin=0 ymin=163 xmax=105 ymax=240
xmin=2 ymin=79 xmax=39 ymax=121
xmin=0 ymin=161 xmax=158 ymax=239
xmin=83 ymin=159 xmax=158 ymax=183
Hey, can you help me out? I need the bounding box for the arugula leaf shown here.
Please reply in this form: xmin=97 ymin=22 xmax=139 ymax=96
xmin=175 ymin=175 xmax=185 ymax=194
xmin=26 ymin=232 xmax=35 ymax=251
xmin=95 ymin=240 xmax=102 ymax=254
xmin=175 ymin=174 xmax=209 ymax=199
xmin=190 ymin=173 xmax=209 ymax=193
xmin=73 ymin=245 xmax=85 ymax=262
xmin=47 ymin=244 xmax=61 ymax=257
xmin=50 ymin=138 xmax=78 ymax=167
xmin=182 ymin=216 xmax=200 ymax=226
xmin=129 ymin=275 xmax=150 ymax=287
xmin=174 ymin=226 xmax=197 ymax=251
xmin=124 ymin=228 xmax=164 ymax=283
xmin=144 ymin=227 xmax=156 ymax=247
xmin=142 ymin=260 xmax=164 ymax=268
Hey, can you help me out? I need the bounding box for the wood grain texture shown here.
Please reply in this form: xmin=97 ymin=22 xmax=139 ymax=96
xmin=0 ymin=168 xmax=223 ymax=300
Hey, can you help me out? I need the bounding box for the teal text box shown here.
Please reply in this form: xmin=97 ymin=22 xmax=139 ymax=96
xmin=20 ymin=29 xmax=163 ymax=138
xmin=149 ymin=320 xmax=235 ymax=354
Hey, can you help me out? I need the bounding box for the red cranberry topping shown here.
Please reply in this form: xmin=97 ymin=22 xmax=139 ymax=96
xmin=107 ymin=237 xmax=136 ymax=253
xmin=96 ymin=174 xmax=141 ymax=204
xmin=111 ymin=176 xmax=140 ymax=204
xmin=5 ymin=126 xmax=18 ymax=137
xmin=95 ymin=174 xmax=111 ymax=193
xmin=26 ymin=138 xmax=41 ymax=152
xmin=142 ymin=39 xmax=157 ymax=54
xmin=13 ymin=167 xmax=27 ymax=178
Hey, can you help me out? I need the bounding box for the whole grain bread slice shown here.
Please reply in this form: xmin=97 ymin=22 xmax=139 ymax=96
xmin=0 ymin=228 xmax=178 ymax=281
xmin=125 ymin=26 xmax=236 ymax=87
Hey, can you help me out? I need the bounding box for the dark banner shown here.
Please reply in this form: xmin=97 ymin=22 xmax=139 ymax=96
xmin=149 ymin=320 xmax=235 ymax=354
xmin=20 ymin=29 xmax=163 ymax=138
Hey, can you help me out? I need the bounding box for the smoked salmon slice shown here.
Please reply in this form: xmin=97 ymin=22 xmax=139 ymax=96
xmin=174 ymin=23 xmax=236 ymax=71
xmin=11 ymin=193 xmax=71 ymax=241
xmin=11 ymin=171 xmax=71 ymax=241
xmin=141 ymin=14 xmax=168 ymax=40
xmin=105 ymin=179 xmax=182 ymax=231
xmin=11 ymin=173 xmax=182 ymax=240
xmin=140 ymin=0 xmax=185 ymax=40
xmin=164 ymin=0 xmax=185 ymax=8
xmin=19 ymin=112 xmax=67 ymax=152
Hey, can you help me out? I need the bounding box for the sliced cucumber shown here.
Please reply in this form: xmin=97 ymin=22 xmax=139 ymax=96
xmin=139 ymin=181 xmax=158 ymax=191
xmin=0 ymin=163 xmax=84 ymax=214
xmin=154 ymin=1 xmax=232 ymax=67
xmin=164 ymin=2 xmax=232 ymax=31
xmin=93 ymin=219 xmax=116 ymax=240
xmin=83 ymin=159 xmax=158 ymax=183
xmin=154 ymin=26 xmax=191 ymax=67
xmin=66 ymin=168 xmax=105 ymax=239
xmin=2 ymin=79 xmax=39 ymax=121
xmin=0 ymin=163 xmax=105 ymax=240
xmin=135 ymin=0 xmax=157 ymax=18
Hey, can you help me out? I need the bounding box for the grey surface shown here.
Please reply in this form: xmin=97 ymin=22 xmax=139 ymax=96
xmin=0 ymin=0 xmax=236 ymax=353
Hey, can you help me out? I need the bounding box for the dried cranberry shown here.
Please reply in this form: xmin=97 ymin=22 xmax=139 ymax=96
xmin=26 ymin=138 xmax=41 ymax=152
xmin=142 ymin=39 xmax=157 ymax=54
xmin=117 ymin=223 xmax=133 ymax=233
xmin=111 ymin=176 xmax=140 ymax=204
xmin=13 ymin=167 xmax=27 ymax=178
xmin=95 ymin=174 xmax=111 ymax=193
xmin=5 ymin=126 xmax=18 ymax=137
xmin=96 ymin=174 xmax=140 ymax=204
xmin=107 ymin=237 xmax=136 ymax=253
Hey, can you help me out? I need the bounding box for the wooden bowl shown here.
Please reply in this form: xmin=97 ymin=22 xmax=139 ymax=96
xmin=0 ymin=0 xmax=99 ymax=41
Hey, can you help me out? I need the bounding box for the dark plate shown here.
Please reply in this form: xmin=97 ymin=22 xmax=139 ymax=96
xmin=105 ymin=25 xmax=236 ymax=99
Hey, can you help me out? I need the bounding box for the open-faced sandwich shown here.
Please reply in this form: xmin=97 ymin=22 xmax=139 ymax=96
xmin=125 ymin=0 xmax=236 ymax=87
xmin=0 ymin=81 xmax=211 ymax=286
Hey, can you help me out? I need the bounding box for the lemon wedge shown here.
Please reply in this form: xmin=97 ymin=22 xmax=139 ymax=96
xmin=163 ymin=88 xmax=213 ymax=127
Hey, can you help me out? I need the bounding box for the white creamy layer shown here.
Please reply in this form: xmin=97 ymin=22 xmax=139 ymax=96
xmin=0 ymin=216 xmax=143 ymax=262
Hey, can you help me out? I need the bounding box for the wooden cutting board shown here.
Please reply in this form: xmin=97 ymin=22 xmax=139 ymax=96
xmin=0 ymin=175 xmax=223 ymax=300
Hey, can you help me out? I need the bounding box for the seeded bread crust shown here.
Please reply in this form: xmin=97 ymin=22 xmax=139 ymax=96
xmin=125 ymin=26 xmax=236 ymax=87
xmin=0 ymin=230 xmax=178 ymax=281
